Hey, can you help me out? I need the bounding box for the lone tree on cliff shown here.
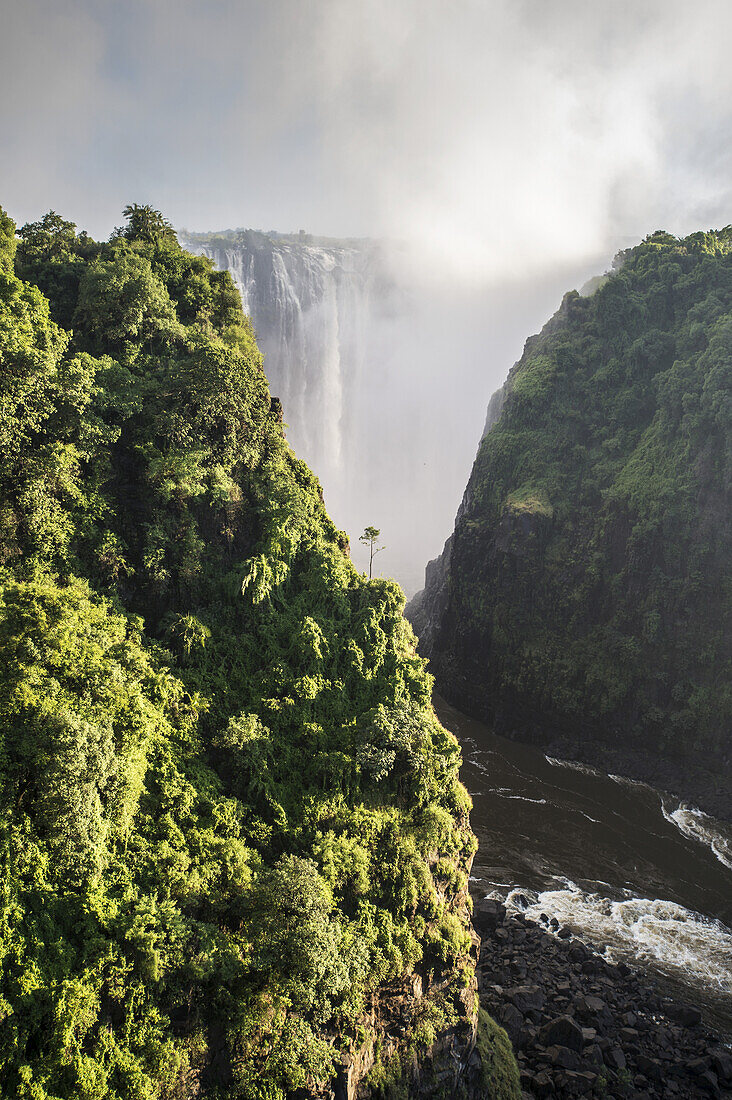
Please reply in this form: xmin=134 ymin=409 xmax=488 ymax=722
xmin=359 ymin=526 xmax=385 ymax=579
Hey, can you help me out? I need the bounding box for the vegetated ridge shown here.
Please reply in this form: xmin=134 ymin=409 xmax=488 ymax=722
xmin=409 ymin=228 xmax=731 ymax=818
xmin=0 ymin=206 xmax=520 ymax=1099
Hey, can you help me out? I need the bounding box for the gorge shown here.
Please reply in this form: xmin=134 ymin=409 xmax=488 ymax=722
xmin=183 ymin=221 xmax=732 ymax=1090
xmin=180 ymin=227 xmax=589 ymax=597
xmin=1 ymin=201 xmax=731 ymax=1100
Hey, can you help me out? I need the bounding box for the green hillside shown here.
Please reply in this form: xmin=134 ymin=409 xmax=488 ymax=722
xmin=411 ymin=229 xmax=731 ymax=812
xmin=0 ymin=207 xmax=506 ymax=1098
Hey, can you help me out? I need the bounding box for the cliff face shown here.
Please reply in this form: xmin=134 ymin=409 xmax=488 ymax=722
xmin=408 ymin=229 xmax=732 ymax=817
xmin=0 ymin=208 xmax=519 ymax=1099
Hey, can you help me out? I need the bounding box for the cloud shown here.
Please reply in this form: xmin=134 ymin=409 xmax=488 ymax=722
xmin=3 ymin=0 xmax=731 ymax=585
xmin=2 ymin=0 xmax=732 ymax=269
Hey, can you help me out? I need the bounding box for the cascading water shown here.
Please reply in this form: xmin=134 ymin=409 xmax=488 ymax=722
xmin=180 ymin=227 xmax=496 ymax=596
xmin=189 ymin=233 xmax=381 ymax=484
xmin=186 ymin=234 xmax=388 ymax=551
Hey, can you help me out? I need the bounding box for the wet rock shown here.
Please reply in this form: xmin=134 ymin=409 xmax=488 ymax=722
xmin=666 ymin=1001 xmax=703 ymax=1027
xmin=557 ymin=926 xmax=572 ymax=939
xmin=473 ymin=896 xmax=506 ymax=933
xmin=539 ymin=1015 xmax=584 ymax=1053
xmin=474 ymin=896 xmax=732 ymax=1100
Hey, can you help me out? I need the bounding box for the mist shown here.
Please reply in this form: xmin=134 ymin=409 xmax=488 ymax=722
xmin=3 ymin=0 xmax=732 ymax=588
xmin=188 ymin=229 xmax=615 ymax=593
xmin=307 ymin=244 xmax=616 ymax=593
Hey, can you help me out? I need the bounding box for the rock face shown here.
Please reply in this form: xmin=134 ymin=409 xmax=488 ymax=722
xmin=408 ymin=229 xmax=732 ymax=819
xmin=476 ymin=898 xmax=732 ymax=1098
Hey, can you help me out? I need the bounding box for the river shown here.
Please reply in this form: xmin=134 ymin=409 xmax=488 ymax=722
xmin=434 ymin=695 xmax=732 ymax=1035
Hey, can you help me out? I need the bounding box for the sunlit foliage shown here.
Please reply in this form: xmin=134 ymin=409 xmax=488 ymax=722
xmin=0 ymin=205 xmax=477 ymax=1098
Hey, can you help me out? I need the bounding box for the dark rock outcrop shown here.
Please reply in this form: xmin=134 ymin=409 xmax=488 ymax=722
xmin=408 ymin=230 xmax=732 ymax=820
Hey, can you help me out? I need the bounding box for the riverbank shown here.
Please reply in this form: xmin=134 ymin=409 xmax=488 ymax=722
xmin=473 ymin=895 xmax=732 ymax=1098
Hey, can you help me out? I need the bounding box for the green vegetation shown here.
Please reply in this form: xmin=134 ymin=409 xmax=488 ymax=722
xmin=0 ymin=206 xmax=480 ymax=1098
xmin=359 ymin=525 xmax=386 ymax=579
xmin=424 ymin=228 xmax=732 ymax=774
xmin=475 ymin=1010 xmax=521 ymax=1099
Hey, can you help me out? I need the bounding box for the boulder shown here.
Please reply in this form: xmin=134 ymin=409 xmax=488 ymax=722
xmin=498 ymin=1002 xmax=524 ymax=1043
xmin=473 ymin=898 xmax=506 ymax=933
xmin=546 ymin=1044 xmax=583 ymax=1071
xmin=635 ymin=1054 xmax=662 ymax=1081
xmin=508 ymin=985 xmax=546 ymax=1016
xmin=604 ymin=1046 xmax=626 ymax=1072
xmin=711 ymin=1049 xmax=732 ymax=1082
xmin=538 ymin=1016 xmax=584 ymax=1053
xmin=574 ymin=994 xmax=606 ymax=1018
xmin=666 ymin=1002 xmax=702 ymax=1028
xmin=533 ymin=1070 xmax=554 ymax=1097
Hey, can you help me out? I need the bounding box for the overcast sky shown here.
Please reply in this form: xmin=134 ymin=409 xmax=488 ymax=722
xmin=3 ymin=0 xmax=732 ymax=283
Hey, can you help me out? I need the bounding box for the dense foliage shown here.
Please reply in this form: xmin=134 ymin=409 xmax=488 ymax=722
xmin=0 ymin=206 xmax=480 ymax=1098
xmin=418 ymin=229 xmax=731 ymax=782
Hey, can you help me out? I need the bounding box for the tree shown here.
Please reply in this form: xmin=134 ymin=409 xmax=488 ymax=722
xmin=73 ymin=252 xmax=180 ymax=356
xmin=0 ymin=206 xmax=16 ymax=272
xmin=17 ymin=211 xmax=77 ymax=263
xmin=359 ymin=525 xmax=385 ymax=579
xmin=119 ymin=203 xmax=177 ymax=245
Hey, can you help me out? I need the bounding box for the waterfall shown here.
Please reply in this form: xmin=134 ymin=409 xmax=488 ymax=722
xmin=180 ymin=227 xmax=487 ymax=596
xmin=186 ymin=232 xmax=383 ymax=492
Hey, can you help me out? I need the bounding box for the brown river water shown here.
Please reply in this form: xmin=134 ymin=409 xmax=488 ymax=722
xmin=435 ymin=696 xmax=732 ymax=1035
